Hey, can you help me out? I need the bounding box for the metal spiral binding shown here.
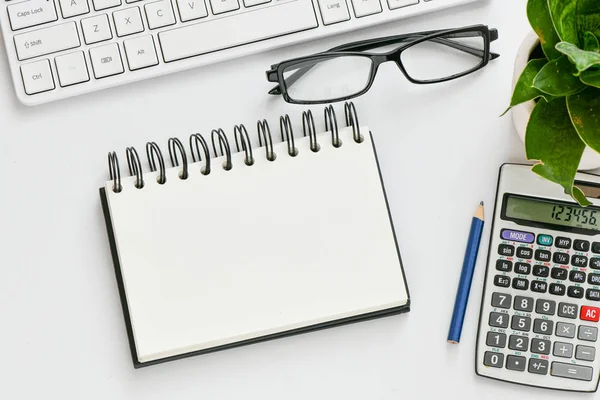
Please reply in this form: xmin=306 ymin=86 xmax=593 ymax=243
xmin=106 ymin=102 xmax=362 ymax=192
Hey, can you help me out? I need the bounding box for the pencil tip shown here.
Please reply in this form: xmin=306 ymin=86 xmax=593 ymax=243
xmin=480 ymin=201 xmax=484 ymax=206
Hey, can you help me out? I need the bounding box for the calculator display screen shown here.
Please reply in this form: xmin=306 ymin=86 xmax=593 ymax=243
xmin=504 ymin=195 xmax=600 ymax=233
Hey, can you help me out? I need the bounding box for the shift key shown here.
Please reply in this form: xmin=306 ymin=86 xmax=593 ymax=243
xmin=8 ymin=0 xmax=58 ymax=31
xmin=14 ymin=22 xmax=80 ymax=61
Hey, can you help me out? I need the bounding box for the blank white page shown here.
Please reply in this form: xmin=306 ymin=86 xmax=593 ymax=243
xmin=104 ymin=126 xmax=408 ymax=364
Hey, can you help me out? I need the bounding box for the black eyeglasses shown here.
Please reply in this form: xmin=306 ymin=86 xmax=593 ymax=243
xmin=266 ymin=25 xmax=499 ymax=105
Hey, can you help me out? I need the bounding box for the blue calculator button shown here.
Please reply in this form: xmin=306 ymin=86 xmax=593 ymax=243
xmin=537 ymin=234 xmax=553 ymax=246
xmin=501 ymin=229 xmax=534 ymax=243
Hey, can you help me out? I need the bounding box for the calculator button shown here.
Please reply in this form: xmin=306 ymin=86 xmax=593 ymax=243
xmin=574 ymin=240 xmax=590 ymax=252
xmin=535 ymin=249 xmax=551 ymax=262
xmin=587 ymin=289 xmax=600 ymax=301
xmin=537 ymin=234 xmax=553 ymax=247
xmin=593 ymin=242 xmax=600 ymax=254
xmin=533 ymin=265 xmax=549 ymax=277
xmin=494 ymin=275 xmax=510 ymax=288
xmin=514 ymin=262 xmax=531 ymax=275
xmin=496 ymin=259 xmax=512 ymax=272
xmin=512 ymin=278 xmax=529 ymax=291
xmin=511 ymin=315 xmax=531 ymax=331
xmin=553 ymin=341 xmax=574 ymax=358
xmin=531 ymin=281 xmax=547 ymax=293
xmin=491 ymin=292 xmax=511 ymax=309
xmin=528 ymin=358 xmax=549 ymax=375
xmin=556 ymin=237 xmax=572 ymax=249
xmin=588 ymin=273 xmax=600 ymax=285
xmin=489 ymin=312 xmax=509 ymax=328
xmin=535 ymin=299 xmax=556 ymax=315
xmin=516 ymin=247 xmax=533 ymax=259
xmin=556 ymin=322 xmax=576 ymax=338
xmin=498 ymin=244 xmax=515 ymax=257
xmin=549 ymin=283 xmax=566 ymax=296
xmin=506 ymin=355 xmax=526 ymax=371
xmin=531 ymin=338 xmax=551 ymax=355
xmin=508 ymin=335 xmax=529 ymax=351
xmin=580 ymin=305 xmax=600 ymax=322
xmin=569 ymin=270 xmax=586 ymax=283
xmin=551 ymin=362 xmax=593 ymax=381
xmin=568 ymin=286 xmax=584 ymax=299
xmin=590 ymin=257 xmax=600 ymax=269
xmin=558 ymin=303 xmax=578 ymax=319
xmin=551 ymin=267 xmax=567 ymax=280
xmin=576 ymin=345 xmax=596 ymax=361
xmin=579 ymin=325 xmax=598 ymax=342
xmin=553 ymin=252 xmax=569 ymax=265
xmin=501 ymin=229 xmax=534 ymax=243
xmin=486 ymin=332 xmax=507 ymax=348
xmin=514 ymin=296 xmax=533 ymax=312
xmin=571 ymin=255 xmax=588 ymax=267
xmin=533 ymin=318 xmax=554 ymax=334
xmin=483 ymin=351 xmax=504 ymax=368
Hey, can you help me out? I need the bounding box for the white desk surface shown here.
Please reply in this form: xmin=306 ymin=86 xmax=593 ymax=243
xmin=1 ymin=0 xmax=588 ymax=398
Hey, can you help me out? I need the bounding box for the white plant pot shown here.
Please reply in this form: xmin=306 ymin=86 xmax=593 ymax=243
xmin=512 ymin=31 xmax=600 ymax=171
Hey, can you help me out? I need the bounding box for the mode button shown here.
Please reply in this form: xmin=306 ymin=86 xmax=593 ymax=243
xmin=501 ymin=229 xmax=534 ymax=244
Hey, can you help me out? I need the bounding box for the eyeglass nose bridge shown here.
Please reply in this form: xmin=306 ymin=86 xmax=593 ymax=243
xmin=372 ymin=52 xmax=410 ymax=77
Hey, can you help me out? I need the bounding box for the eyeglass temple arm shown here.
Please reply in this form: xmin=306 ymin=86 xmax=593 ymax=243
xmin=267 ymin=29 xmax=499 ymax=95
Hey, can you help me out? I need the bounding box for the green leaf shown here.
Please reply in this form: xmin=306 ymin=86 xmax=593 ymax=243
xmin=576 ymin=0 xmax=600 ymax=42
xmin=505 ymin=59 xmax=555 ymax=113
xmin=556 ymin=41 xmax=600 ymax=71
xmin=527 ymin=0 xmax=562 ymax=59
xmin=581 ymin=69 xmax=600 ymax=87
xmin=567 ymin=87 xmax=600 ymax=154
xmin=533 ymin=55 xmax=587 ymax=95
xmin=584 ymin=31 xmax=600 ymax=52
xmin=526 ymin=97 xmax=590 ymax=205
xmin=548 ymin=0 xmax=580 ymax=45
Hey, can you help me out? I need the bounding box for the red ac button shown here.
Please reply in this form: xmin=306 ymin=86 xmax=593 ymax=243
xmin=581 ymin=306 xmax=600 ymax=322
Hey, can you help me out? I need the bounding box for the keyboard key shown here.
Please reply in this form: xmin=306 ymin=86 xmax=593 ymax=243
xmin=508 ymin=335 xmax=529 ymax=351
xmin=489 ymin=312 xmax=509 ymax=328
xmin=14 ymin=22 xmax=81 ymax=61
xmin=505 ymin=355 xmax=526 ymax=371
xmin=574 ymin=239 xmax=590 ymax=252
xmin=8 ymin=0 xmax=58 ymax=31
xmin=93 ymin=0 xmax=121 ymax=10
xmin=533 ymin=265 xmax=549 ymax=277
xmin=551 ymin=267 xmax=567 ymax=280
xmin=89 ymin=43 xmax=124 ymax=78
xmin=501 ymin=229 xmax=534 ymax=243
xmin=351 ymin=0 xmax=382 ymax=17
xmin=579 ymin=325 xmax=598 ymax=342
xmin=387 ymin=0 xmax=418 ymax=10
xmin=535 ymin=249 xmax=551 ymax=262
xmin=243 ymin=0 xmax=271 ymax=6
xmin=593 ymin=241 xmax=600 ymax=254
xmin=533 ymin=318 xmax=553 ymax=335
xmin=572 ymin=254 xmax=588 ymax=267
xmin=558 ymin=302 xmax=578 ymax=319
xmin=81 ymin=14 xmax=112 ymax=44
xmin=553 ymin=252 xmax=569 ymax=264
xmin=531 ymin=338 xmax=551 ymax=355
xmin=556 ymin=237 xmax=572 ymax=249
xmin=177 ymin=0 xmax=208 ymax=22
xmin=496 ymin=259 xmax=512 ymax=272
xmin=59 ymin=0 xmax=90 ymax=18
xmin=146 ymin=0 xmax=176 ymax=29
xmin=576 ymin=345 xmax=596 ymax=361
xmin=483 ymin=351 xmax=504 ymax=368
xmin=589 ymin=273 xmax=600 ymax=285
xmin=511 ymin=315 xmax=531 ymax=332
xmin=528 ymin=358 xmax=549 ymax=375
xmin=514 ymin=262 xmax=531 ymax=275
xmin=580 ymin=305 xmax=600 ymax=322
xmin=553 ymin=341 xmax=573 ymax=358
xmin=568 ymin=286 xmax=584 ymax=299
xmin=537 ymin=234 xmax=553 ymax=246
xmin=494 ymin=275 xmax=510 ymax=288
xmin=113 ymin=7 xmax=144 ymax=37
xmin=549 ymin=283 xmax=566 ymax=296
xmin=590 ymin=257 xmax=600 ymax=269
xmin=587 ymin=288 xmax=600 ymax=301
xmin=516 ymin=247 xmax=532 ymax=259
xmin=570 ymin=270 xmax=586 ymax=283
xmin=318 ymin=0 xmax=351 ymax=25
xmin=124 ymin=35 xmax=158 ymax=70
xmin=486 ymin=332 xmax=506 ymax=348
xmin=491 ymin=292 xmax=511 ymax=309
xmin=531 ymin=280 xmax=547 ymax=293
xmin=209 ymin=0 xmax=239 ymax=14
xmin=20 ymin=59 xmax=54 ymax=94
xmin=556 ymin=322 xmax=576 ymax=338
xmin=551 ymin=362 xmax=593 ymax=381
xmin=55 ymin=51 xmax=89 ymax=87
xmin=512 ymin=278 xmax=528 ymax=290
xmin=535 ymin=299 xmax=555 ymax=315
xmin=498 ymin=244 xmax=514 ymax=257
xmin=514 ymin=296 xmax=533 ymax=312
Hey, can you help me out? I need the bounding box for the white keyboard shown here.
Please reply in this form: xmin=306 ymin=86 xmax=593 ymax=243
xmin=1 ymin=0 xmax=481 ymax=106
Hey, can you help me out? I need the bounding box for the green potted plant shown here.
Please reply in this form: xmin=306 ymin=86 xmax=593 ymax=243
xmin=507 ymin=0 xmax=600 ymax=205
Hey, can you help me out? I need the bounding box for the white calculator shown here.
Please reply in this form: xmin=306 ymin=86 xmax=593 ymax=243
xmin=476 ymin=164 xmax=600 ymax=392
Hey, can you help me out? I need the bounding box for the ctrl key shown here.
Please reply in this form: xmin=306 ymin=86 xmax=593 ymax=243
xmin=20 ymin=59 xmax=55 ymax=95
xmin=483 ymin=351 xmax=504 ymax=368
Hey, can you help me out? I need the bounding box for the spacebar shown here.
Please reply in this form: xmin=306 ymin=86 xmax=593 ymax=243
xmin=158 ymin=1 xmax=318 ymax=62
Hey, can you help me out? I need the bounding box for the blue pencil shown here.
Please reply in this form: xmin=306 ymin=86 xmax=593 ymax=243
xmin=448 ymin=201 xmax=485 ymax=344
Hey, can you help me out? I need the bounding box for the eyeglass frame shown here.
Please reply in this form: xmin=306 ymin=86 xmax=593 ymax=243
xmin=266 ymin=24 xmax=499 ymax=105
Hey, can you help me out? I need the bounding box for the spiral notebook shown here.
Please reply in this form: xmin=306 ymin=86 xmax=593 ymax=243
xmin=100 ymin=103 xmax=410 ymax=368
